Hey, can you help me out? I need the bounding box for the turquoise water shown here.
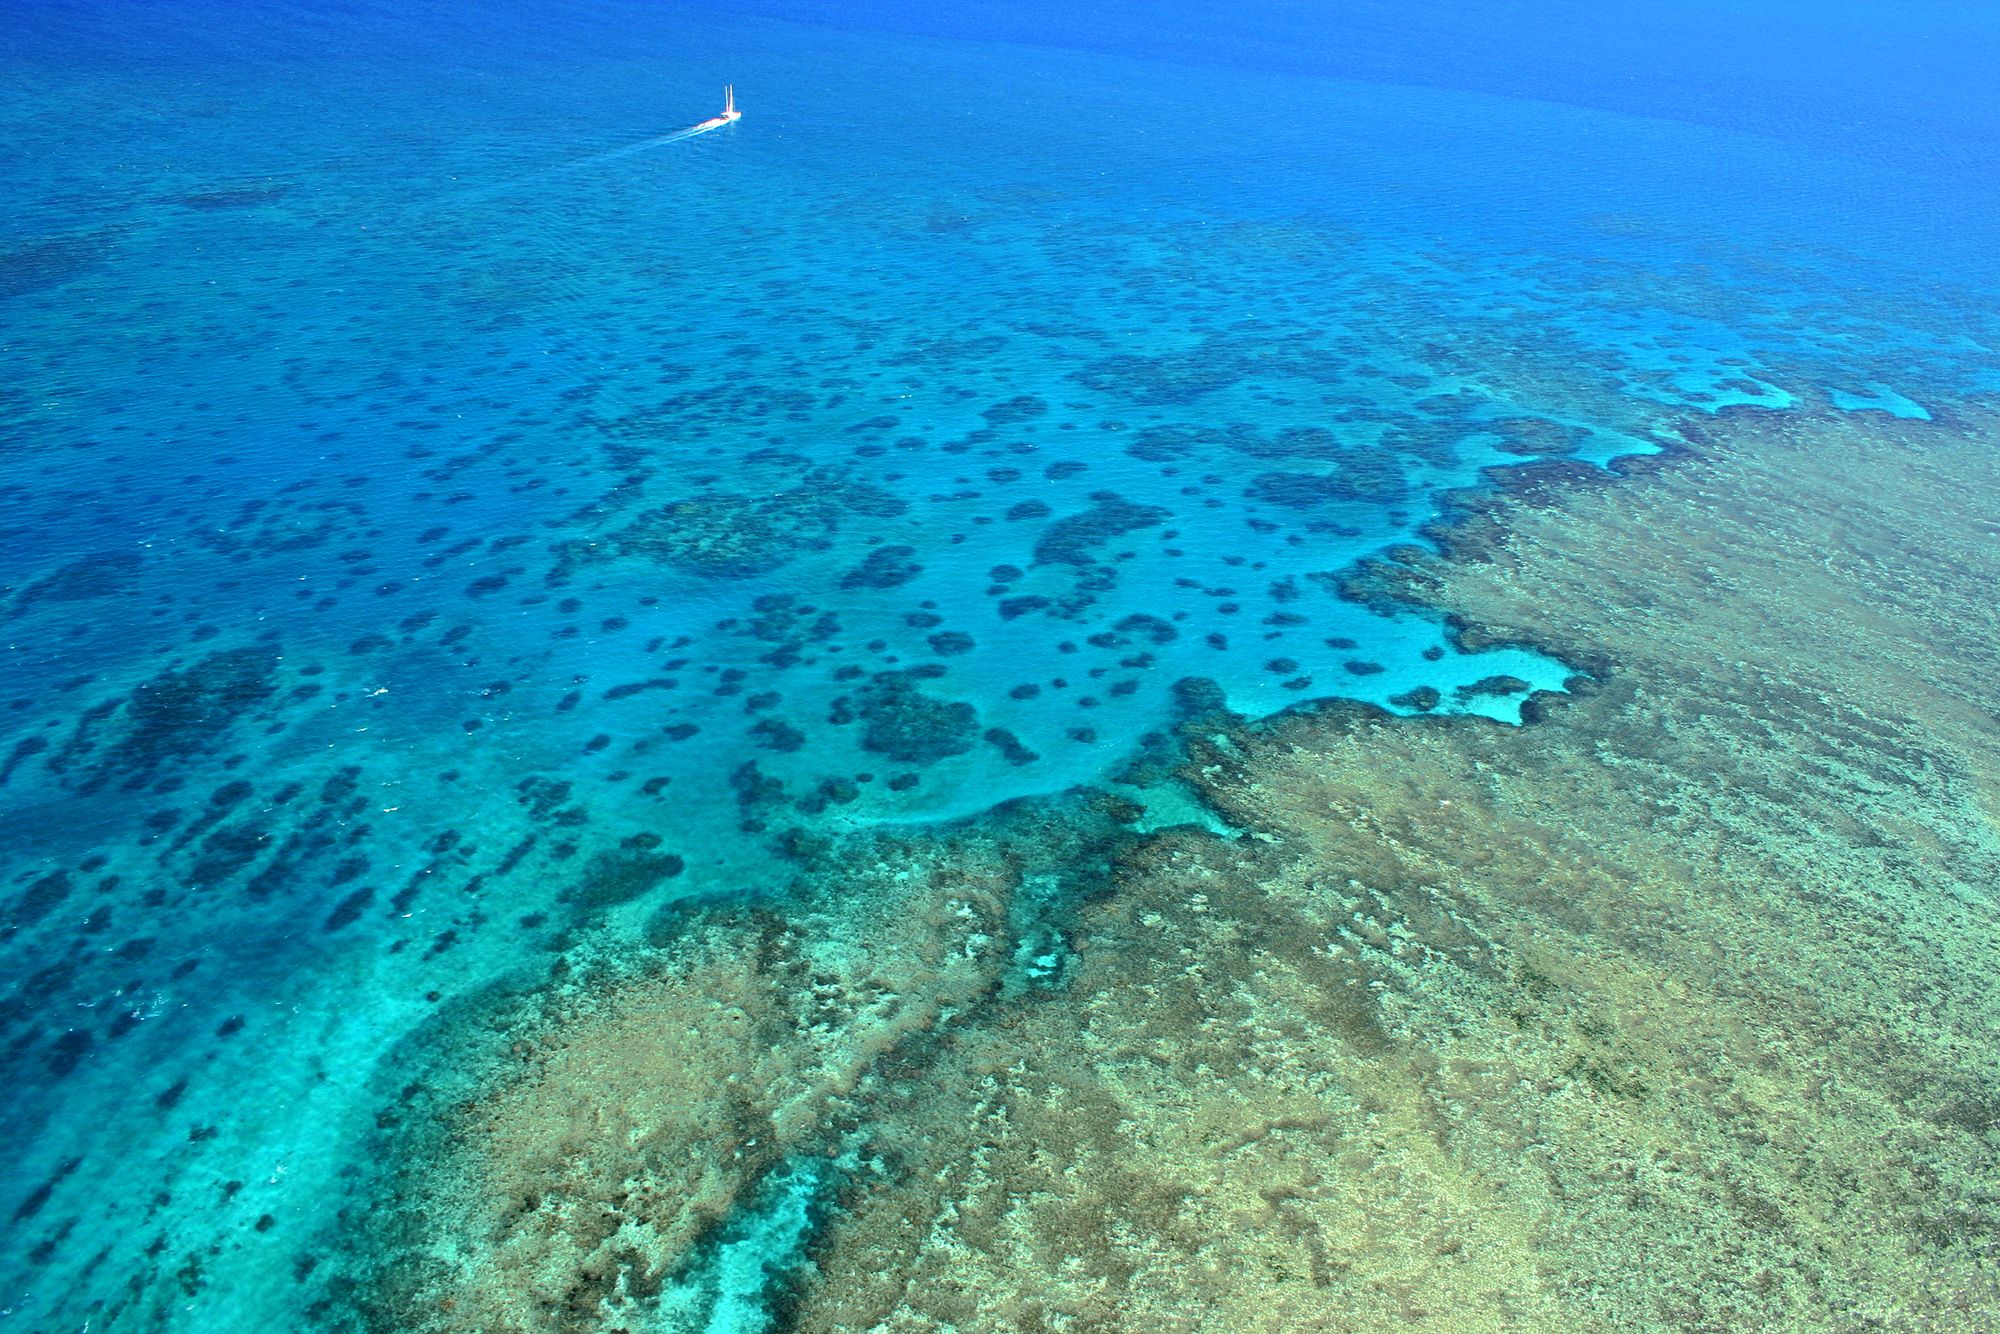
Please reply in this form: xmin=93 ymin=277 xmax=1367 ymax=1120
xmin=4 ymin=1 xmax=1999 ymax=1328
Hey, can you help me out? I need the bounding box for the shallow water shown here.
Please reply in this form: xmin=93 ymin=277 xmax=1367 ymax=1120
xmin=3 ymin=1 xmax=1998 ymax=1329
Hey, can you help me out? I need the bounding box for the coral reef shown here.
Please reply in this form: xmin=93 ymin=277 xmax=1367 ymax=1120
xmin=786 ymin=405 xmax=2000 ymax=1330
xmin=347 ymin=830 xmax=1033 ymax=1332
xmin=350 ymin=403 xmax=2000 ymax=1330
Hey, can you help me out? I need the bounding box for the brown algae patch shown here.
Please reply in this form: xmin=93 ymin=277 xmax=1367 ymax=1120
xmin=359 ymin=405 xmax=2000 ymax=1330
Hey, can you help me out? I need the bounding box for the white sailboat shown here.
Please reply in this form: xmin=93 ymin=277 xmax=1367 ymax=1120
xmin=690 ymin=85 xmax=742 ymax=133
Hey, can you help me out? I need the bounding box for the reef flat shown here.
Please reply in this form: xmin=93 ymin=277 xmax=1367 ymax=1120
xmin=343 ymin=403 xmax=2000 ymax=1330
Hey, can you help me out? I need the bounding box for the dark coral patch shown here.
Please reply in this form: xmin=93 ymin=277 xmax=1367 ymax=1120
xmin=751 ymin=719 xmax=807 ymax=752
xmin=4 ymin=872 xmax=71 ymax=935
xmin=174 ymin=183 xmax=291 ymax=211
xmin=983 ymin=727 xmax=1039 ymax=766
xmin=561 ymin=847 xmax=685 ymax=917
xmin=1113 ymin=613 xmax=1178 ymax=645
xmin=1072 ymin=339 xmax=1248 ymax=404
xmin=982 ymin=395 xmax=1049 ymax=426
xmin=855 ymin=674 xmax=980 ymax=765
xmin=840 ymin=545 xmax=922 ymax=590
xmin=609 ymin=495 xmax=805 ymax=578
xmin=1124 ymin=423 xmax=1238 ymax=461
xmin=590 ymin=473 xmax=905 ymax=581
xmin=16 ymin=552 xmax=144 ymax=607
xmin=1033 ymin=494 xmax=1172 ymax=566
xmin=1489 ymin=416 xmax=1590 ymax=456
xmin=84 ymin=648 xmax=279 ymax=790
xmin=0 ymin=231 xmax=116 ymax=299
xmin=1455 ymin=674 xmax=1531 ymax=699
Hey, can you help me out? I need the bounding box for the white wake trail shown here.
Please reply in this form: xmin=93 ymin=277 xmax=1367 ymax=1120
xmin=432 ymin=117 xmax=732 ymax=213
xmin=569 ymin=118 xmax=729 ymax=169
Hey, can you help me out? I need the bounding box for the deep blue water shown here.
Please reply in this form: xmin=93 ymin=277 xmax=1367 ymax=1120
xmin=3 ymin=1 xmax=1998 ymax=1328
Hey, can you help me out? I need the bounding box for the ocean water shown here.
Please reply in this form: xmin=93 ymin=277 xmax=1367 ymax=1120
xmin=3 ymin=1 xmax=1998 ymax=1329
